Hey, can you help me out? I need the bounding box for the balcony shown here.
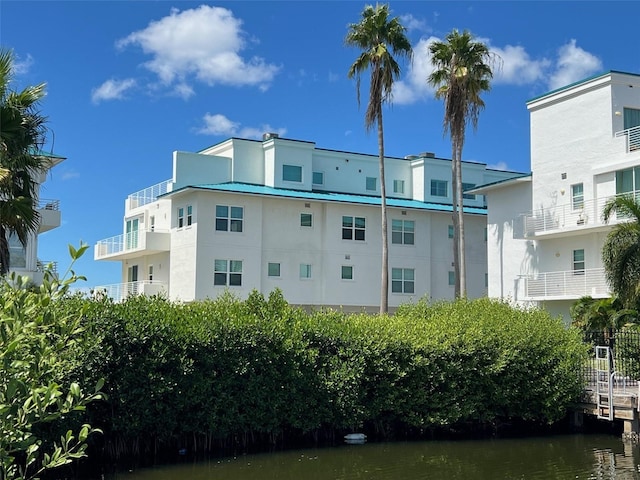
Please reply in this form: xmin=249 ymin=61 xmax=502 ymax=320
xmin=615 ymin=125 xmax=640 ymax=153
xmin=94 ymin=229 xmax=170 ymax=261
xmin=93 ymin=281 xmax=167 ymax=303
xmin=37 ymin=198 xmax=60 ymax=233
xmin=126 ymin=179 xmax=172 ymax=210
xmin=523 ymin=267 xmax=609 ymax=300
xmin=520 ymin=191 xmax=640 ymax=238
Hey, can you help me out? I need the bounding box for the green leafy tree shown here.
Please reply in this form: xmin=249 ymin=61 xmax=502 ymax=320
xmin=428 ymin=30 xmax=495 ymax=297
xmin=602 ymin=194 xmax=640 ymax=308
xmin=0 ymin=49 xmax=49 ymax=276
xmin=0 ymin=244 xmax=104 ymax=480
xmin=346 ymin=4 xmax=412 ymax=313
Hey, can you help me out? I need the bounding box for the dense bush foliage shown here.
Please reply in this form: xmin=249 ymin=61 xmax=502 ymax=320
xmin=56 ymin=293 xmax=587 ymax=461
xmin=0 ymin=245 xmax=103 ymax=480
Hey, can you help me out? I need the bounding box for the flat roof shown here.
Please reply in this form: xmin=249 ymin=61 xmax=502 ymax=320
xmin=466 ymin=173 xmax=531 ymax=194
xmin=164 ymin=182 xmax=488 ymax=215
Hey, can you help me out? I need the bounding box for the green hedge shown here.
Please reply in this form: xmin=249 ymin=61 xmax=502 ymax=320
xmin=57 ymin=292 xmax=588 ymax=459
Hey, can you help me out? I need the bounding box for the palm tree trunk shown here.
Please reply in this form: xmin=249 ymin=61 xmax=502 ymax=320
xmin=451 ymin=146 xmax=460 ymax=298
xmin=378 ymin=110 xmax=388 ymax=314
xmin=456 ymin=141 xmax=466 ymax=297
xmin=0 ymin=226 xmax=9 ymax=276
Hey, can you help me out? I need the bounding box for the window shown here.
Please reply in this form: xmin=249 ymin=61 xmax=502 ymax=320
xmin=341 ymin=265 xmax=353 ymax=280
xmin=616 ymin=167 xmax=640 ymax=195
xmin=126 ymin=218 xmax=139 ymax=249
xmin=148 ymin=265 xmax=154 ymax=282
xmin=391 ymin=219 xmax=414 ymax=245
xmin=484 ymin=227 xmax=488 ymax=242
xmin=177 ymin=208 xmax=184 ymax=228
xmin=431 ymin=179 xmax=447 ymax=197
xmin=214 ymin=259 xmax=243 ymax=286
xmin=392 ymin=268 xmax=414 ymax=294
xmin=216 ymin=205 xmax=243 ymax=232
xmin=462 ymin=183 xmax=476 ymax=200
xmin=186 ymin=205 xmax=193 ymax=226
xmin=571 ymin=184 xmax=584 ymax=210
xmin=150 ymin=215 xmax=155 ymax=232
xmin=283 ymin=164 xmax=302 ymax=182
xmin=393 ymin=179 xmax=405 ymax=194
xmin=485 ymin=272 xmax=488 ymax=288
xmin=448 ymin=271 xmax=456 ymax=286
xmin=448 ymin=225 xmax=454 ymax=239
xmin=573 ymin=249 xmax=585 ymax=275
xmin=268 ymin=262 xmax=280 ymax=277
xmin=312 ymin=171 xmax=324 ymax=185
xmin=342 ymin=216 xmax=366 ymax=241
xmin=366 ymin=177 xmax=377 ymax=191
xmin=300 ymin=213 xmax=313 ymax=227
xmin=300 ymin=263 xmax=312 ymax=279
xmin=8 ymin=233 xmax=25 ymax=269
xmin=624 ymin=108 xmax=640 ymax=130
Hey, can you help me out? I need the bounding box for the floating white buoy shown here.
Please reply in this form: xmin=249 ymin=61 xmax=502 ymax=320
xmin=344 ymin=433 xmax=367 ymax=444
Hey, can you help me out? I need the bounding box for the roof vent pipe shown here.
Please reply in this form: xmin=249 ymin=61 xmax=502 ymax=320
xmin=262 ymin=133 xmax=279 ymax=141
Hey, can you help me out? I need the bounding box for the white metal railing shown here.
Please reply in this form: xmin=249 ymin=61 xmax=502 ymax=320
xmin=127 ymin=179 xmax=171 ymax=209
xmin=36 ymin=259 xmax=58 ymax=273
xmin=615 ymin=125 xmax=640 ymax=153
xmin=523 ymin=267 xmax=609 ymax=299
xmin=93 ymin=281 xmax=166 ymax=303
xmin=521 ymin=190 xmax=640 ymax=236
xmin=38 ymin=198 xmax=60 ymax=210
xmin=94 ymin=228 xmax=169 ymax=257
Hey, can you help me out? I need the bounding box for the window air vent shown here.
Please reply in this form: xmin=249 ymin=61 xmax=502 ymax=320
xmin=401 ymin=210 xmax=407 ymax=216
xmin=345 ymin=254 xmax=351 ymax=260
xmin=305 ymin=203 xmax=310 ymax=208
xmin=561 ymin=173 xmax=567 ymax=180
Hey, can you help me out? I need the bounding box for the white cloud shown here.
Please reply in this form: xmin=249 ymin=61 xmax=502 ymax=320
xmin=198 ymin=113 xmax=286 ymax=140
xmin=13 ymin=54 xmax=34 ymax=75
xmin=548 ymin=39 xmax=602 ymax=90
xmin=117 ymin=5 xmax=280 ymax=92
xmin=491 ymin=45 xmax=550 ymax=85
xmin=61 ymin=170 xmax=80 ymax=180
xmin=393 ymin=37 xmax=438 ymax=105
xmin=91 ymin=78 xmax=136 ymax=103
xmin=399 ymin=14 xmax=429 ymax=34
xmin=488 ymin=161 xmax=510 ymax=171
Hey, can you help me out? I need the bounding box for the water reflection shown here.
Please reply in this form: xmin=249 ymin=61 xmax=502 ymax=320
xmin=108 ymin=434 xmax=640 ymax=480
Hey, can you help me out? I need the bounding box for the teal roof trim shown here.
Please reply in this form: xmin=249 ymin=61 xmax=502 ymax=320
xmin=167 ymin=182 xmax=488 ymax=215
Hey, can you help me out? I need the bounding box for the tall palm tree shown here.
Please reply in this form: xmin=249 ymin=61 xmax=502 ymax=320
xmin=602 ymin=194 xmax=640 ymax=308
xmin=428 ymin=30 xmax=494 ymax=298
xmin=0 ymin=49 xmax=48 ymax=275
xmin=346 ymin=3 xmax=412 ymax=314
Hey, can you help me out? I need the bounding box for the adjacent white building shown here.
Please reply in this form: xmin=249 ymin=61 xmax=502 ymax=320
xmin=9 ymin=151 xmax=64 ymax=283
xmin=475 ymin=71 xmax=640 ymax=321
xmin=94 ymin=135 xmax=522 ymax=310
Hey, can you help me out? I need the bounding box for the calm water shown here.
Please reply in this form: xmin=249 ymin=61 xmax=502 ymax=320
xmin=106 ymin=434 xmax=640 ymax=480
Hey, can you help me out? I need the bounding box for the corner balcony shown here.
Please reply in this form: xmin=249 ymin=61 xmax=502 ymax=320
xmin=126 ymin=179 xmax=172 ymax=211
xmin=93 ymin=281 xmax=167 ymax=303
xmin=615 ymin=125 xmax=640 ymax=153
xmin=38 ymin=198 xmax=60 ymax=233
xmin=523 ymin=267 xmax=609 ymax=301
xmin=94 ymin=229 xmax=170 ymax=261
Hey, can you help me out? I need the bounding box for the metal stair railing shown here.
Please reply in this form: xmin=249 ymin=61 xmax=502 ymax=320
xmin=595 ymin=346 xmax=614 ymax=421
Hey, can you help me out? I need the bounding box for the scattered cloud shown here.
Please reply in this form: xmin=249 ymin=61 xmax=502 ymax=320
xmin=91 ymin=78 xmax=136 ymax=104
xmin=328 ymin=71 xmax=340 ymax=83
xmin=13 ymin=53 xmax=34 ymax=75
xmin=548 ymin=39 xmax=602 ymax=90
xmin=393 ymin=36 xmax=601 ymax=105
xmin=399 ymin=14 xmax=430 ymax=34
xmin=488 ymin=161 xmax=510 ymax=171
xmin=197 ymin=113 xmax=286 ymax=140
xmin=116 ymin=5 xmax=280 ymax=94
xmin=61 ymin=170 xmax=80 ymax=180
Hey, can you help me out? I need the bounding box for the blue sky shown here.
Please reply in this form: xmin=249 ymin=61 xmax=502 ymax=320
xmin=2 ymin=1 xmax=640 ymax=289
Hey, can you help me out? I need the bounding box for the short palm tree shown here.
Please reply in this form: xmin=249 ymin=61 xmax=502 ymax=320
xmin=346 ymin=3 xmax=412 ymax=313
xmin=602 ymin=194 xmax=640 ymax=308
xmin=0 ymin=49 xmax=48 ymax=275
xmin=428 ymin=30 xmax=494 ymax=298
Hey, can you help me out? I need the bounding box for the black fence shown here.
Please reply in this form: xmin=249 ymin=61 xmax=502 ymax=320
xmin=583 ymin=330 xmax=640 ymax=388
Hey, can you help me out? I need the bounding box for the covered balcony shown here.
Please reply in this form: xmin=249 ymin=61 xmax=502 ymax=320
xmin=94 ymin=228 xmax=170 ymax=261
xmin=522 ymin=267 xmax=609 ymax=300
xmin=93 ymin=281 xmax=167 ymax=303
xmin=520 ymin=191 xmax=640 ymax=238
xmin=37 ymin=198 xmax=61 ymax=233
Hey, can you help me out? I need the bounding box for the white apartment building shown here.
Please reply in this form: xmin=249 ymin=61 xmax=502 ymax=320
xmin=475 ymin=71 xmax=640 ymax=322
xmin=94 ymin=135 xmax=522 ymax=310
xmin=9 ymin=151 xmax=64 ymax=283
